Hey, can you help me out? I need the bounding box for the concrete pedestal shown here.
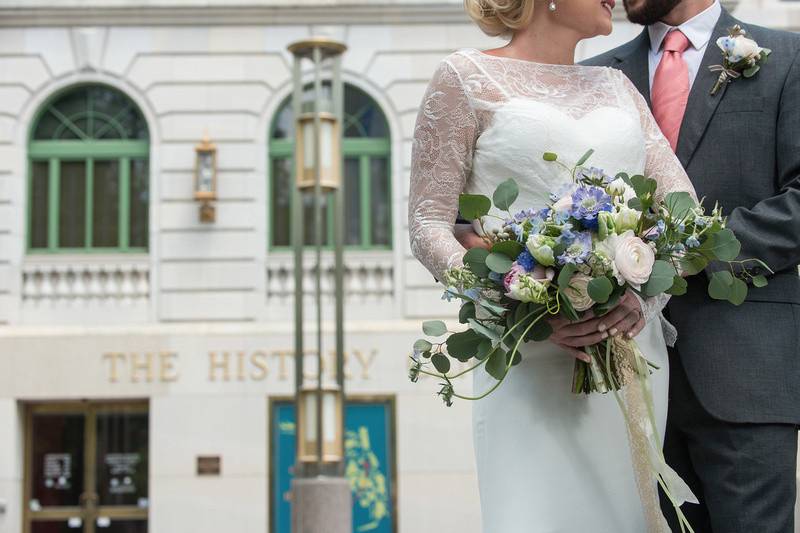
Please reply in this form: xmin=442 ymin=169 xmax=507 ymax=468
xmin=291 ymin=476 xmax=352 ymax=533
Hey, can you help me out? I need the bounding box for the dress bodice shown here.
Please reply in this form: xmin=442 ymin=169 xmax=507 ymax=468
xmin=409 ymin=48 xmax=692 ymax=281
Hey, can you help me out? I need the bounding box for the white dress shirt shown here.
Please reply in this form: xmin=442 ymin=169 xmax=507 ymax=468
xmin=648 ymin=1 xmax=722 ymax=90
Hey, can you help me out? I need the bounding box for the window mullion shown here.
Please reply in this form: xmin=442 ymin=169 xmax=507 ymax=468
xmin=48 ymin=158 xmax=59 ymax=251
xmin=119 ymin=157 xmax=130 ymax=251
xmin=85 ymin=158 xmax=94 ymax=249
xmin=359 ymin=155 xmax=371 ymax=248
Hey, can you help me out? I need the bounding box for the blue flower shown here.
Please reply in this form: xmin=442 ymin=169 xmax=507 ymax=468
xmin=578 ymin=166 xmax=612 ymax=184
xmin=464 ymin=288 xmax=481 ymax=301
xmin=645 ymin=219 xmax=665 ymax=241
xmin=508 ymin=222 xmax=525 ymax=242
xmin=685 ymin=235 xmax=701 ymax=248
xmin=558 ymin=222 xmax=577 ymax=245
xmin=557 ymin=231 xmax=593 ymax=265
xmin=516 ymin=249 xmax=536 ymax=272
xmin=569 ymin=186 xmax=613 ymax=230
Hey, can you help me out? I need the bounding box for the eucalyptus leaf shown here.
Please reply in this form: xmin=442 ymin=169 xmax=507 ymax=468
xmin=666 ymin=275 xmax=688 ymax=296
xmin=413 ymin=339 xmax=433 ymax=352
xmin=493 ymin=179 xmax=519 ymax=211
xmin=468 ymin=318 xmax=502 ymax=342
xmin=701 ymin=229 xmax=741 ymax=262
xmin=431 ymin=353 xmax=451 ymax=374
xmin=664 ymin=191 xmax=697 ymax=220
xmin=459 ymin=302 xmax=476 ymax=324
xmin=743 ymin=65 xmax=760 ymax=78
xmin=459 ymin=194 xmax=491 ymax=221
xmin=486 ymin=252 xmax=514 ymax=274
xmin=728 ymin=277 xmax=748 ymax=305
xmin=557 ymin=263 xmax=578 ymax=290
xmin=445 ymin=329 xmax=482 ymax=359
xmin=643 ymin=260 xmax=677 ymax=297
xmin=630 ymin=175 xmax=657 ymax=199
xmin=527 ymin=318 xmax=553 ymax=342
xmin=752 ymin=275 xmax=768 ymax=288
xmin=476 ymin=339 xmax=494 ymax=361
xmin=485 ymin=347 xmax=508 ymax=380
xmin=492 ymin=240 xmax=524 ymax=260
xmin=708 ymin=271 xmax=735 ymax=301
xmin=587 ymin=276 xmax=613 ymax=304
xmin=422 ymin=320 xmax=448 ymax=337
xmin=463 ymin=247 xmax=490 ymax=278
xmin=680 ymin=254 xmax=708 ymax=276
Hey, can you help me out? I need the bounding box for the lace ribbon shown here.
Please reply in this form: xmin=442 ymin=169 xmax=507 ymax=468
xmin=605 ymin=338 xmax=699 ymax=533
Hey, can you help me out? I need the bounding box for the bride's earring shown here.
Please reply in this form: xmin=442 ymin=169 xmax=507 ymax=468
xmin=548 ymin=1 xmax=556 ymax=11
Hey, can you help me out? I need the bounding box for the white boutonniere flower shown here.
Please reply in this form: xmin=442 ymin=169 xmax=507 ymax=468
xmin=710 ymin=25 xmax=771 ymax=95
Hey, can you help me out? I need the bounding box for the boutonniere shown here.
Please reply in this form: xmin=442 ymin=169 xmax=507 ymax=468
xmin=709 ymin=25 xmax=771 ymax=95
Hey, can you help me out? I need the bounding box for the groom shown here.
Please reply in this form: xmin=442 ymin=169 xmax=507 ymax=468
xmin=581 ymin=1 xmax=800 ymax=531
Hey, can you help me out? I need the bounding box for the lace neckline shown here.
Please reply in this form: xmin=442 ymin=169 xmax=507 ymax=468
xmin=460 ymin=47 xmax=606 ymax=70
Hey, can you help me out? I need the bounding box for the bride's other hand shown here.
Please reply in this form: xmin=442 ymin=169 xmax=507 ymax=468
xmin=454 ymin=223 xmax=491 ymax=250
xmin=548 ymin=292 xmax=645 ymax=352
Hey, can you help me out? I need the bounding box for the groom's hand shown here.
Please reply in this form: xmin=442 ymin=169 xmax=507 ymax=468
xmin=548 ymin=292 xmax=645 ymax=357
xmin=454 ymin=223 xmax=491 ymax=250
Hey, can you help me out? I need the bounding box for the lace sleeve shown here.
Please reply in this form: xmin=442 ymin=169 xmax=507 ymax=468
xmin=408 ymin=58 xmax=479 ymax=281
xmin=617 ymin=71 xmax=698 ymax=342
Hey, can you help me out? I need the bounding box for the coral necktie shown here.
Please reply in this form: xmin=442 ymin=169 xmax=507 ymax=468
xmin=651 ymin=30 xmax=691 ymax=152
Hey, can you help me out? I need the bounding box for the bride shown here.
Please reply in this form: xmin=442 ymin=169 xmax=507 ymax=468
xmin=408 ymin=0 xmax=698 ymax=531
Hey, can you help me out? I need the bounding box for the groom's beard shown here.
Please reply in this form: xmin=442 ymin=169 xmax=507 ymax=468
xmin=623 ymin=0 xmax=683 ymax=25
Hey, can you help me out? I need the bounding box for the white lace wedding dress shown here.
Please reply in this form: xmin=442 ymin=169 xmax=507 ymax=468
xmin=409 ymin=48 xmax=697 ymax=533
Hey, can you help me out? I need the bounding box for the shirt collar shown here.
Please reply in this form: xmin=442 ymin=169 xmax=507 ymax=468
xmin=648 ymin=1 xmax=722 ymax=53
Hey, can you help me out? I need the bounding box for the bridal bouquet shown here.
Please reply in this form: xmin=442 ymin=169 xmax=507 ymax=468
xmin=409 ymin=149 xmax=769 ymax=401
xmin=409 ymin=149 xmax=770 ymax=531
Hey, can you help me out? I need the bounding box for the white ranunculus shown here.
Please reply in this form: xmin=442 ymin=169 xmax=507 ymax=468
xmin=614 ymin=206 xmax=640 ymax=233
xmin=563 ymin=273 xmax=595 ymax=312
xmin=613 ymin=230 xmax=655 ymax=287
xmin=717 ymin=35 xmax=762 ymax=64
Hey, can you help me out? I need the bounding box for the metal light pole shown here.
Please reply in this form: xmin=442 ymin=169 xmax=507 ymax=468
xmin=288 ymin=36 xmax=351 ymax=533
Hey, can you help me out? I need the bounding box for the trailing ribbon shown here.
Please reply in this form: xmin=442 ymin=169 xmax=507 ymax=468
xmin=601 ymin=338 xmax=699 ymax=533
xmin=709 ymin=64 xmax=742 ymax=96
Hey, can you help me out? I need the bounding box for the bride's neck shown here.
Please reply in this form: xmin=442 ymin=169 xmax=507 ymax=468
xmin=498 ymin=20 xmax=579 ymax=66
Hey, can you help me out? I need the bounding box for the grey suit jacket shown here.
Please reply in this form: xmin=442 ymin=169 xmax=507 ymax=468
xmin=584 ymin=9 xmax=800 ymax=424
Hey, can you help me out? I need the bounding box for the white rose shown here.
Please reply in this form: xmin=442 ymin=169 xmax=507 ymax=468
xmin=613 ymin=230 xmax=655 ymax=288
xmin=718 ymin=35 xmax=762 ymax=63
xmin=614 ymin=206 xmax=640 ymax=233
xmin=562 ymin=273 xmax=595 ymax=312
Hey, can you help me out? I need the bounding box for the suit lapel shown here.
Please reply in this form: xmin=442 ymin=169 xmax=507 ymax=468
xmin=613 ymin=29 xmax=652 ymax=108
xmin=674 ymin=9 xmax=737 ymax=167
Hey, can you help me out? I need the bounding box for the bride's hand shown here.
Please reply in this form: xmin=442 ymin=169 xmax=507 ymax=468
xmin=454 ymin=223 xmax=491 ymax=250
xmin=548 ymin=292 xmax=645 ymax=356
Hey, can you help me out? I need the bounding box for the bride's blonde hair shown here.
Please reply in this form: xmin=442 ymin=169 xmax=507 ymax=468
xmin=464 ymin=0 xmax=535 ymax=37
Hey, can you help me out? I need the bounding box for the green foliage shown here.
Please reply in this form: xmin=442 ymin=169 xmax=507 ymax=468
xmin=431 ymin=353 xmax=451 ymax=374
xmin=468 ymin=318 xmax=502 ymax=343
xmin=708 ymin=271 xmax=748 ymax=305
xmin=422 ymin=320 xmax=448 ymax=337
xmin=587 ymin=276 xmax=613 ymax=304
xmin=643 ymin=260 xmax=677 ymax=297
xmin=476 ymin=339 xmax=494 ymax=361
xmin=459 ymin=194 xmax=491 ymax=221
xmin=543 ymin=152 xmax=558 ymax=162
xmin=664 ymin=191 xmax=697 ymax=220
xmin=413 ymin=339 xmax=432 ymax=352
xmin=458 ymin=302 xmax=476 ymax=324
xmin=493 ymin=179 xmax=519 ymax=211
xmin=576 ymin=149 xmax=595 ymax=167
xmin=463 ymin=248 xmax=490 ymax=278
xmin=492 ymin=240 xmax=524 ymax=260
xmin=680 ymin=254 xmax=708 ymax=276
xmin=666 ymin=276 xmax=688 ymax=296
xmin=700 ymin=229 xmax=741 ymax=262
xmin=557 ymin=263 xmax=578 ymax=290
xmin=486 ymin=252 xmax=514 ymax=274
xmin=445 ymin=329 xmax=483 ymax=360
xmin=752 ymin=275 xmax=768 ymax=288
xmin=485 ymin=347 xmax=509 ymax=381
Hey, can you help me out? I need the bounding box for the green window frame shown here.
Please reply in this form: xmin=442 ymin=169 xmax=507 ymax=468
xmin=268 ymin=84 xmax=392 ymax=251
xmin=27 ymin=84 xmax=150 ymax=254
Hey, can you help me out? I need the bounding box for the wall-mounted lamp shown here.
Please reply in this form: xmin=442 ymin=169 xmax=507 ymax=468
xmin=194 ymin=133 xmax=217 ymax=223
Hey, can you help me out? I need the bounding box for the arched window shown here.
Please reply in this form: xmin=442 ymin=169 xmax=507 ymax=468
xmin=28 ymin=84 xmax=149 ymax=252
xmin=269 ymin=84 xmax=391 ymax=249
